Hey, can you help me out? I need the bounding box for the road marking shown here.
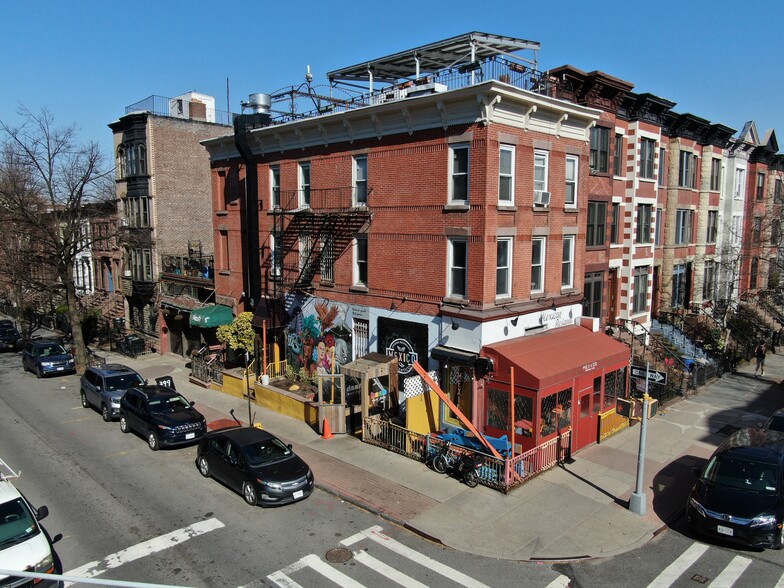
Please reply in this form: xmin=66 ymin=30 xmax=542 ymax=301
xmin=352 ymin=550 xmax=428 ymax=588
xmin=64 ymin=518 xmax=224 ymax=584
xmin=545 ymin=576 xmax=571 ymax=588
xmin=646 ymin=542 xmax=708 ymax=588
xmin=269 ymin=554 xmax=364 ymax=588
xmin=711 ymin=555 xmax=752 ymax=587
xmin=344 ymin=525 xmax=491 ymax=588
xmin=775 ymin=571 xmax=784 ymax=588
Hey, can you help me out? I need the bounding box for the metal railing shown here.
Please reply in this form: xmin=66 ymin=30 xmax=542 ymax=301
xmin=161 ymin=254 xmax=214 ymax=281
xmin=125 ymin=95 xmax=235 ymax=126
xmin=276 ymin=186 xmax=364 ymax=212
xmin=265 ymin=359 xmax=288 ymax=379
xmin=191 ymin=354 xmax=224 ymax=385
xmin=363 ymin=417 xmax=571 ymax=493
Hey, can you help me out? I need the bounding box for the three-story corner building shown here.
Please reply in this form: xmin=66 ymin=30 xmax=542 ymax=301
xmin=108 ymin=92 xmax=233 ymax=356
xmin=203 ymin=33 xmax=633 ymax=455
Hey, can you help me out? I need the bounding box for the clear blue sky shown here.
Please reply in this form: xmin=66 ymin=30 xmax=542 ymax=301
xmin=2 ymin=0 xmax=782 ymax=160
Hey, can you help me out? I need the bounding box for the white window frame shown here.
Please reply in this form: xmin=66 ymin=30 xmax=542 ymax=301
xmin=731 ymin=215 xmax=742 ymax=245
xmin=534 ymin=150 xmax=549 ymax=201
xmin=449 ymin=144 xmax=469 ymax=203
xmin=353 ymin=156 xmax=368 ymax=206
xmin=298 ymin=162 xmax=311 ymax=208
xmin=270 ymin=165 xmax=280 ymax=208
xmin=299 ymin=234 xmax=313 ymax=272
xmin=632 ymin=266 xmax=649 ymax=314
xmin=448 ymin=238 xmax=468 ymax=298
xmin=734 ymin=168 xmax=745 ymax=200
xmin=354 ymin=235 xmax=368 ymax=287
xmin=565 ymin=155 xmax=578 ymax=208
xmin=269 ymin=234 xmax=281 ymax=277
xmin=561 ymin=235 xmax=575 ymax=288
xmin=320 ymin=235 xmax=334 ymax=282
xmin=496 ymin=237 xmax=512 ymax=299
xmin=531 ymin=237 xmax=545 ymax=294
xmin=499 ymin=145 xmax=515 ymax=204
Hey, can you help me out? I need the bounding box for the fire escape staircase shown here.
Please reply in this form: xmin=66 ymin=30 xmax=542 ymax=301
xmin=273 ymin=187 xmax=372 ymax=293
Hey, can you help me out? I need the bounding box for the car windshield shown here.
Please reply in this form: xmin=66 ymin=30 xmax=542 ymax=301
xmin=702 ymin=455 xmax=780 ymax=494
xmin=0 ymin=327 xmax=18 ymax=336
xmin=38 ymin=343 xmax=67 ymax=356
xmin=105 ymin=373 xmax=145 ymax=391
xmin=766 ymin=415 xmax=784 ymax=432
xmin=148 ymin=395 xmax=191 ymax=413
xmin=0 ymin=497 xmax=39 ymax=549
xmin=243 ymin=437 xmax=293 ymax=467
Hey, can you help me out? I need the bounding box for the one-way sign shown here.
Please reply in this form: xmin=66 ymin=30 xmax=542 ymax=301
xmin=631 ymin=365 xmax=668 ymax=385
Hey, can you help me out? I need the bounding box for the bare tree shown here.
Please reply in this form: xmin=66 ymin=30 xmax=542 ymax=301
xmin=0 ymin=107 xmax=113 ymax=372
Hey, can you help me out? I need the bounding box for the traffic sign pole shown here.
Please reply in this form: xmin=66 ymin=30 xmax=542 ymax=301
xmin=629 ymin=362 xmax=650 ymax=516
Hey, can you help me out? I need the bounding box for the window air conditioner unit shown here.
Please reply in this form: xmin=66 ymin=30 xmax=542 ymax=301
xmin=120 ymin=218 xmax=128 ymax=226
xmin=534 ymin=191 xmax=551 ymax=206
xmin=123 ymin=270 xmax=132 ymax=277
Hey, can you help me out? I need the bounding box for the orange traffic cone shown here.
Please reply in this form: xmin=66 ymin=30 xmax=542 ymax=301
xmin=321 ymin=418 xmax=334 ymax=439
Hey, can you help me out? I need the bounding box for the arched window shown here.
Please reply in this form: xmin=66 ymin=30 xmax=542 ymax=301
xmin=126 ymin=145 xmax=137 ymax=176
xmin=117 ymin=145 xmax=126 ymax=178
xmin=137 ymin=144 xmax=147 ymax=175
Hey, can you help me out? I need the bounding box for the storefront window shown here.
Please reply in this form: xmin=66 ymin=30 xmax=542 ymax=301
xmin=541 ymin=388 xmax=571 ymax=437
xmin=486 ymin=388 xmax=533 ymax=432
xmin=593 ymin=376 xmax=601 ymax=414
xmin=443 ymin=364 xmax=472 ymax=426
xmin=603 ymin=367 xmax=627 ymax=411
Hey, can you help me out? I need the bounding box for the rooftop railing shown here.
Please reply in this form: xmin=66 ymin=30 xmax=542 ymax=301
xmin=125 ymin=96 xmax=235 ymax=126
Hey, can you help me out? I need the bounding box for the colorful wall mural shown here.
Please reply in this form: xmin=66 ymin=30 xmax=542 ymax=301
xmin=286 ymin=297 xmax=353 ymax=377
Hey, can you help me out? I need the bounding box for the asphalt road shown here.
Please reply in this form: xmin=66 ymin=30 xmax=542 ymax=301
xmin=0 ymin=350 xmax=566 ymax=588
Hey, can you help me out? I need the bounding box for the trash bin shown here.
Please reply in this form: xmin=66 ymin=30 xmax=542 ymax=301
xmin=125 ymin=334 xmax=144 ymax=356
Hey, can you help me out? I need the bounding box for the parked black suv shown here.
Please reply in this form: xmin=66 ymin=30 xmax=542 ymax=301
xmin=687 ymin=427 xmax=784 ymax=549
xmin=80 ymin=364 xmax=146 ymax=421
xmin=0 ymin=325 xmax=21 ymax=352
xmin=119 ymin=385 xmax=206 ymax=450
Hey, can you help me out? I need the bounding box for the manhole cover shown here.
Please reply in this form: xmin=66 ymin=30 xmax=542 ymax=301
xmin=717 ymin=425 xmax=739 ymax=437
xmin=325 ymin=547 xmax=353 ymax=563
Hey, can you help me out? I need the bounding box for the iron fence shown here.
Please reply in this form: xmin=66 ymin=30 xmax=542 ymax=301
xmin=192 ymin=354 xmax=224 ymax=385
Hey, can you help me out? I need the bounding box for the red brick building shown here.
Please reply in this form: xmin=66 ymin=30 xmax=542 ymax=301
xmin=203 ymin=33 xmax=632 ymax=454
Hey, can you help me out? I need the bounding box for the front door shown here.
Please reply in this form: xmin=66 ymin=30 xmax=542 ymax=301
xmin=574 ymin=377 xmax=598 ymax=451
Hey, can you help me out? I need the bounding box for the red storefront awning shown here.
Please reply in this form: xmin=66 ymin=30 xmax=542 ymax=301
xmin=483 ymin=325 xmax=630 ymax=390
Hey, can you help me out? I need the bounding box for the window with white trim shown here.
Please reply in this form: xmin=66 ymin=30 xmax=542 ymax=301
xmin=354 ymin=156 xmax=368 ymax=206
xmin=450 ymin=144 xmax=469 ymax=203
xmin=299 ymin=162 xmax=311 ymax=208
xmin=561 ymin=235 xmax=575 ymax=288
xmin=531 ymin=237 xmax=545 ymax=294
xmin=734 ymin=168 xmax=745 ymax=200
xmin=320 ymin=235 xmax=334 ymax=282
xmin=448 ymin=238 xmax=468 ymax=298
xmin=632 ymin=266 xmax=649 ymax=314
xmin=354 ymin=235 xmax=368 ymax=287
xmin=731 ymin=215 xmax=742 ymax=245
xmin=496 ymin=237 xmax=512 ymax=298
xmin=675 ymin=209 xmax=692 ymax=245
xmin=499 ymin=145 xmax=515 ymax=204
xmin=640 ymin=138 xmax=655 ymax=179
xmin=565 ymin=155 xmax=578 ymax=208
xmin=269 ymin=234 xmax=280 ymax=278
xmin=270 ymin=165 xmax=280 ymax=208
xmin=534 ymin=150 xmax=549 ymax=203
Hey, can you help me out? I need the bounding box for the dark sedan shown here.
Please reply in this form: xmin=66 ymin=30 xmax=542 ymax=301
xmin=119 ymin=385 xmax=206 ymax=450
xmin=196 ymin=426 xmax=314 ymax=507
xmin=762 ymin=408 xmax=784 ymax=432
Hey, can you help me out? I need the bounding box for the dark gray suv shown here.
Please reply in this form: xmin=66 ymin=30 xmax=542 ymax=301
xmin=80 ymin=364 xmax=146 ymax=421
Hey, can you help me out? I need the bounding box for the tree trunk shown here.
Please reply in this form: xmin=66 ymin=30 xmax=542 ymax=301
xmin=62 ymin=270 xmax=88 ymax=374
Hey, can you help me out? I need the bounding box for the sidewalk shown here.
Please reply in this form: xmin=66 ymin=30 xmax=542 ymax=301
xmin=21 ymin=323 xmax=784 ymax=560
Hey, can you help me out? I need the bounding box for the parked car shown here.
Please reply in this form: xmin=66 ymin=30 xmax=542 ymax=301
xmin=762 ymin=408 xmax=784 ymax=432
xmin=0 ymin=458 xmax=56 ymax=586
xmin=195 ymin=426 xmax=314 ymax=507
xmin=687 ymin=427 xmax=784 ymax=549
xmin=80 ymin=364 xmax=146 ymax=422
xmin=21 ymin=339 xmax=75 ymax=377
xmin=119 ymin=385 xmax=206 ymax=450
xmin=0 ymin=319 xmax=15 ymax=329
xmin=0 ymin=326 xmax=22 ymax=352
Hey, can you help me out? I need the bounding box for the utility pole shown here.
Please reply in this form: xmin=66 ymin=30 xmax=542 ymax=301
xmin=629 ymin=362 xmax=651 ymax=515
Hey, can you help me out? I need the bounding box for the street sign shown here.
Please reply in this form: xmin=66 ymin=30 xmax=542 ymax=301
xmin=631 ymin=365 xmax=668 ymax=385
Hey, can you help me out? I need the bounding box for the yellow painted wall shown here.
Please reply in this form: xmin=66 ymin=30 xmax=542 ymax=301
xmin=405 ymin=390 xmax=441 ymax=434
xmin=254 ymin=383 xmax=319 ymax=426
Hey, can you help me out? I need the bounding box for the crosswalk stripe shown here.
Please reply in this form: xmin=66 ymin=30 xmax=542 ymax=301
xmin=352 ymin=550 xmax=429 ymax=588
xmin=63 ymin=517 xmax=224 ymax=584
xmin=646 ymin=542 xmax=708 ymax=588
xmin=357 ymin=525 xmax=491 ymax=588
xmin=774 ymin=571 xmax=784 ymax=588
xmin=294 ymin=554 xmax=365 ymax=588
xmin=266 ymin=570 xmax=305 ymax=588
xmin=711 ymin=555 xmax=752 ymax=588
xmin=545 ymin=575 xmax=571 ymax=588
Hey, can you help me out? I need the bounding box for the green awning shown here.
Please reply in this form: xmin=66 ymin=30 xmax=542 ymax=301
xmin=189 ymin=305 xmax=233 ymax=328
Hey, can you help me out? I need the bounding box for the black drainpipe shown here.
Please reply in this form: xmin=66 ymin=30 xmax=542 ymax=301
xmin=233 ymin=113 xmax=269 ymax=311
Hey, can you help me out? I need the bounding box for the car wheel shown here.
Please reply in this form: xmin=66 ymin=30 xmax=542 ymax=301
xmin=776 ymin=530 xmax=784 ymax=550
xmin=197 ymin=456 xmax=210 ymax=478
xmin=242 ymin=481 xmax=257 ymax=506
xmin=35 ymin=366 xmax=42 ymax=379
xmin=80 ymin=391 xmax=89 ymax=409
xmin=101 ymin=404 xmax=111 ymax=422
xmin=119 ymin=415 xmax=130 ymax=433
xmin=147 ymin=431 xmax=159 ymax=451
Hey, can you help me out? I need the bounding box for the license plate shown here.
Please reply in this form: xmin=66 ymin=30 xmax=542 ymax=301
xmin=717 ymin=524 xmax=734 ymax=536
xmin=56 ymin=367 xmax=64 ymax=371
xmin=293 ymin=490 xmax=304 ymax=499
xmin=185 ymin=432 xmax=195 ymax=440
